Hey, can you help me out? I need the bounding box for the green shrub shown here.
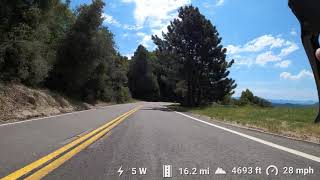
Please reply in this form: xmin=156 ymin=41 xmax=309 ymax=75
xmin=238 ymin=89 xmax=272 ymax=107
xmin=0 ymin=41 xmax=49 ymax=86
xmin=114 ymin=87 xmax=131 ymax=103
xmin=101 ymin=87 xmax=114 ymax=102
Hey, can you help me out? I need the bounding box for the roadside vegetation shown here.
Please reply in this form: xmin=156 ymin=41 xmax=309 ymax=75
xmin=190 ymin=106 xmax=318 ymax=136
xmin=1 ymin=0 xmax=318 ymax=141
xmin=0 ymin=1 xmax=235 ymax=108
xmin=128 ymin=5 xmax=236 ymax=106
xmin=1 ymin=0 xmax=130 ymax=105
xmin=170 ymin=89 xmax=320 ymax=141
xmin=0 ymin=0 xmax=236 ymax=122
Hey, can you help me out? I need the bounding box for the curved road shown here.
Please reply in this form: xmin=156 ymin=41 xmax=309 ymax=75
xmin=0 ymin=102 xmax=319 ymax=180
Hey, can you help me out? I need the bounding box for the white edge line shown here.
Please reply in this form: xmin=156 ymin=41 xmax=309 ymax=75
xmin=175 ymin=111 xmax=320 ymax=163
xmin=0 ymin=109 xmax=94 ymax=127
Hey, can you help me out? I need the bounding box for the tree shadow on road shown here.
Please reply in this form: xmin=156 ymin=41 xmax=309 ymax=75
xmin=165 ymin=104 xmax=190 ymax=112
xmin=140 ymin=107 xmax=173 ymax=112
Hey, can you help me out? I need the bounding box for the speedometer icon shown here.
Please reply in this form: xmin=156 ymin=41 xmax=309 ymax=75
xmin=266 ymin=165 xmax=279 ymax=176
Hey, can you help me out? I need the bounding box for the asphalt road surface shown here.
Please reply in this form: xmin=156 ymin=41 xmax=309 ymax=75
xmin=0 ymin=102 xmax=319 ymax=180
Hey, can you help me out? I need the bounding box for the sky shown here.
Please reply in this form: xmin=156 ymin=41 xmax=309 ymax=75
xmin=70 ymin=0 xmax=318 ymax=101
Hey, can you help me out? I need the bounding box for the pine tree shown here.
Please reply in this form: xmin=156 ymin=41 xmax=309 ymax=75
xmin=47 ymin=0 xmax=130 ymax=103
xmin=151 ymin=50 xmax=180 ymax=102
xmin=153 ymin=5 xmax=236 ymax=106
xmin=128 ymin=45 xmax=160 ymax=101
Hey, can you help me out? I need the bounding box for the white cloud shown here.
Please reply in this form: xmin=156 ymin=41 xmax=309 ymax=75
xmin=226 ymin=45 xmax=241 ymax=55
xmin=123 ymin=24 xmax=142 ymax=31
xmin=102 ymin=13 xmax=121 ymax=27
xmin=122 ymin=33 xmax=129 ymax=38
xmin=102 ymin=13 xmax=143 ymax=31
xmin=122 ymin=0 xmax=191 ymax=49
xmin=226 ymin=35 xmax=286 ymax=54
xmin=136 ymin=32 xmax=146 ymax=37
xmin=141 ymin=35 xmax=152 ymax=48
xmin=290 ymin=28 xmax=297 ymax=36
xmin=256 ymin=51 xmax=281 ymax=65
xmin=124 ymin=53 xmax=134 ymax=60
xmin=204 ymin=0 xmax=224 ymax=9
xmin=279 ymin=41 xmax=299 ymax=57
xmin=227 ymin=34 xmax=299 ymax=67
xmin=275 ymin=60 xmax=291 ymax=68
xmin=280 ymin=69 xmax=313 ymax=80
xmin=135 ymin=32 xmax=153 ymax=48
xmin=216 ymin=0 xmax=225 ymax=6
xmin=122 ymin=0 xmax=190 ymax=27
xmin=231 ymin=55 xmax=254 ymax=67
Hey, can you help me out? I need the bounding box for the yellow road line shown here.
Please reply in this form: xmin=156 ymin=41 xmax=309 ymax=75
xmin=25 ymin=107 xmax=140 ymax=180
xmin=1 ymin=106 xmax=141 ymax=180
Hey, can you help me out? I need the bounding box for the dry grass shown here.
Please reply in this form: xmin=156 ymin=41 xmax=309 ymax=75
xmin=169 ymin=104 xmax=320 ymax=141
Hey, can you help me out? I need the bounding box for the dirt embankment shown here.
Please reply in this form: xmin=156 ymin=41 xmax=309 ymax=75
xmin=0 ymin=83 xmax=91 ymax=123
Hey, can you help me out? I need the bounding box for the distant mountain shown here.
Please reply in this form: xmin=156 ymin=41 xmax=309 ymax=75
xmin=267 ymin=99 xmax=317 ymax=105
xmin=233 ymin=97 xmax=318 ymax=107
xmin=267 ymin=99 xmax=318 ymax=108
xmin=272 ymin=103 xmax=318 ymax=108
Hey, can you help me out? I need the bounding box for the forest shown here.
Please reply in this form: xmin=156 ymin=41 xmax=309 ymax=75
xmin=0 ymin=0 xmax=238 ymax=107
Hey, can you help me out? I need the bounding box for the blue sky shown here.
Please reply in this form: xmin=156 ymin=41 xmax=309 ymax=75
xmin=70 ymin=0 xmax=317 ymax=101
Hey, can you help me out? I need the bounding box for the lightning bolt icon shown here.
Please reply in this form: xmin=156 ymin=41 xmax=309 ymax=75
xmin=117 ymin=166 xmax=124 ymax=176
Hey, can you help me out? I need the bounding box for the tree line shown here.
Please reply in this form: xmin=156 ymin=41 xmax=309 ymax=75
xmin=128 ymin=6 xmax=236 ymax=107
xmin=1 ymin=0 xmax=245 ymax=107
xmin=0 ymin=0 xmax=130 ymax=103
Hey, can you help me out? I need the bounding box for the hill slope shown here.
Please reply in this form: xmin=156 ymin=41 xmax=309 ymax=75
xmin=0 ymin=83 xmax=90 ymax=123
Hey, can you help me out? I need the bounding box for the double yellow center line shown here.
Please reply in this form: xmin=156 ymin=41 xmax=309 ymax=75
xmin=2 ymin=106 xmax=142 ymax=180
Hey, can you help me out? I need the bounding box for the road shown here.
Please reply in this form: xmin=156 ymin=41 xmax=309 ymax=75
xmin=0 ymin=102 xmax=319 ymax=180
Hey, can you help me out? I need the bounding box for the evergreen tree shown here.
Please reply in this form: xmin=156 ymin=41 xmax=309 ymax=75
xmin=47 ymin=0 xmax=130 ymax=103
xmin=128 ymin=45 xmax=160 ymax=101
xmin=110 ymin=54 xmax=131 ymax=103
xmin=151 ymin=50 xmax=180 ymax=102
xmin=47 ymin=0 xmax=105 ymax=99
xmin=153 ymin=5 xmax=236 ymax=106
